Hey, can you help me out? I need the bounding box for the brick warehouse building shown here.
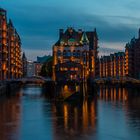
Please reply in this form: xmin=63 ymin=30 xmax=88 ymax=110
xmin=0 ymin=8 xmax=22 ymax=80
xmin=125 ymin=30 xmax=140 ymax=79
xmin=100 ymin=52 xmax=125 ymax=78
xmin=52 ymin=27 xmax=99 ymax=81
xmin=99 ymin=29 xmax=140 ymax=79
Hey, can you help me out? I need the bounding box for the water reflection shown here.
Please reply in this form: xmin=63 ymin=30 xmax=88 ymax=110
xmin=49 ymin=99 xmax=97 ymax=140
xmin=0 ymin=85 xmax=140 ymax=140
xmin=97 ymin=86 xmax=140 ymax=139
xmin=0 ymin=95 xmax=21 ymax=140
xmin=98 ymin=86 xmax=130 ymax=102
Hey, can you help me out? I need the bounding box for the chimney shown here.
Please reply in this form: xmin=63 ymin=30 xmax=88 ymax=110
xmin=59 ymin=29 xmax=64 ymax=39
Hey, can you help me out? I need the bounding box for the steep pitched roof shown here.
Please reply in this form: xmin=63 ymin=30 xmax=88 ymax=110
xmin=80 ymin=32 xmax=89 ymax=44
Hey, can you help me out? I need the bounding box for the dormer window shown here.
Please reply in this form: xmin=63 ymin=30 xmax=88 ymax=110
xmin=68 ymin=38 xmax=76 ymax=45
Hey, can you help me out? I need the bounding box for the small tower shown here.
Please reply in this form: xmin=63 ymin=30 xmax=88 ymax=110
xmin=80 ymin=32 xmax=89 ymax=45
xmin=22 ymin=52 xmax=27 ymax=78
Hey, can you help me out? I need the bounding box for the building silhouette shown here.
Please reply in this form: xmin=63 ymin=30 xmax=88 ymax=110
xmin=37 ymin=55 xmax=51 ymax=63
xmin=52 ymin=27 xmax=99 ymax=81
xmin=34 ymin=61 xmax=43 ymax=76
xmin=125 ymin=30 xmax=140 ymax=79
xmin=22 ymin=52 xmax=27 ymax=78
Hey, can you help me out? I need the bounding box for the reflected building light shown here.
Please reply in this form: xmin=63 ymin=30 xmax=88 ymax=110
xmin=111 ymin=87 xmax=114 ymax=101
xmin=122 ymin=88 xmax=128 ymax=101
xmin=90 ymin=102 xmax=96 ymax=127
xmin=0 ymin=96 xmax=21 ymax=140
xmin=106 ymin=88 xmax=108 ymax=101
xmin=74 ymin=107 xmax=78 ymax=130
xmin=114 ymin=88 xmax=117 ymax=102
xmin=103 ymin=87 xmax=106 ymax=100
xmin=76 ymin=85 xmax=80 ymax=92
xmin=64 ymin=85 xmax=69 ymax=92
xmin=63 ymin=104 xmax=68 ymax=130
xmin=118 ymin=88 xmax=122 ymax=101
xmin=82 ymin=100 xmax=88 ymax=132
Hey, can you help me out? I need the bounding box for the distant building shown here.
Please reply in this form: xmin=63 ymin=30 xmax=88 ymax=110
xmin=100 ymin=52 xmax=125 ymax=78
xmin=125 ymin=29 xmax=140 ymax=79
xmin=26 ymin=61 xmax=43 ymax=77
xmin=27 ymin=61 xmax=35 ymax=77
xmin=0 ymin=8 xmax=8 ymax=80
xmin=52 ymin=27 xmax=99 ymax=81
xmin=34 ymin=62 xmax=43 ymax=76
xmin=37 ymin=55 xmax=51 ymax=63
xmin=7 ymin=20 xmax=22 ymax=79
xmin=0 ymin=8 xmax=22 ymax=80
xmin=22 ymin=52 xmax=27 ymax=78
xmin=99 ymin=29 xmax=140 ymax=79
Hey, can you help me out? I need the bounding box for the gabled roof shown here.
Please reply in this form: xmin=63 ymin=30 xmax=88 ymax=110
xmin=0 ymin=8 xmax=6 ymax=16
xmin=54 ymin=27 xmax=98 ymax=46
xmin=80 ymin=32 xmax=89 ymax=44
xmin=8 ymin=19 xmax=14 ymax=27
xmin=0 ymin=7 xmax=6 ymax=12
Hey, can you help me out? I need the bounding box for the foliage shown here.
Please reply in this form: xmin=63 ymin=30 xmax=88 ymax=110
xmin=40 ymin=56 xmax=53 ymax=78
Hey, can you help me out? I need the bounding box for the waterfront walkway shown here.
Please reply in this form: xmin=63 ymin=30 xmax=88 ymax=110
xmin=94 ymin=77 xmax=140 ymax=84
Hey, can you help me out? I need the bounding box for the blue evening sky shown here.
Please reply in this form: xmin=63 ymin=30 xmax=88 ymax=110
xmin=1 ymin=0 xmax=140 ymax=60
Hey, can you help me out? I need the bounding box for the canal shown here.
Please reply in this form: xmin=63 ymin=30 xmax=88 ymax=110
xmin=0 ymin=85 xmax=140 ymax=140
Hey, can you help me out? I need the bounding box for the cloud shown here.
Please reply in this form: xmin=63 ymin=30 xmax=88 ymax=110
xmin=125 ymin=0 xmax=140 ymax=11
xmin=1 ymin=0 xmax=140 ymax=60
xmin=99 ymin=42 xmax=125 ymax=57
xmin=15 ymin=6 xmax=138 ymax=50
xmin=24 ymin=49 xmax=52 ymax=61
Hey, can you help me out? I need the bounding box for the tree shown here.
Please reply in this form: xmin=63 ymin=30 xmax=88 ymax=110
xmin=40 ymin=56 xmax=53 ymax=78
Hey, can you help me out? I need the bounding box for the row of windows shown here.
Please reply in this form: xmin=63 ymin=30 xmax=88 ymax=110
xmin=57 ymin=50 xmax=87 ymax=57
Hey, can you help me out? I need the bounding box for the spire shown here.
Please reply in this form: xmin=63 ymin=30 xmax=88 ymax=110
xmin=22 ymin=52 xmax=27 ymax=59
xmin=59 ymin=29 xmax=64 ymax=39
xmin=80 ymin=32 xmax=89 ymax=44
xmin=8 ymin=19 xmax=13 ymax=27
xmin=94 ymin=28 xmax=98 ymax=40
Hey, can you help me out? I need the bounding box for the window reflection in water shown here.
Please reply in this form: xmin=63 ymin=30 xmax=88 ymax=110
xmin=0 ymin=95 xmax=21 ymax=140
xmin=98 ymin=86 xmax=129 ymax=102
xmin=51 ymin=99 xmax=97 ymax=139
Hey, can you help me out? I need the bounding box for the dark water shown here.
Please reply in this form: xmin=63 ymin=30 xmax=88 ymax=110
xmin=0 ymin=85 xmax=140 ymax=140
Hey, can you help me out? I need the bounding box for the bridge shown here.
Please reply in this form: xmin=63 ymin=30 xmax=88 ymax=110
xmin=0 ymin=76 xmax=55 ymax=96
xmin=16 ymin=76 xmax=53 ymax=84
